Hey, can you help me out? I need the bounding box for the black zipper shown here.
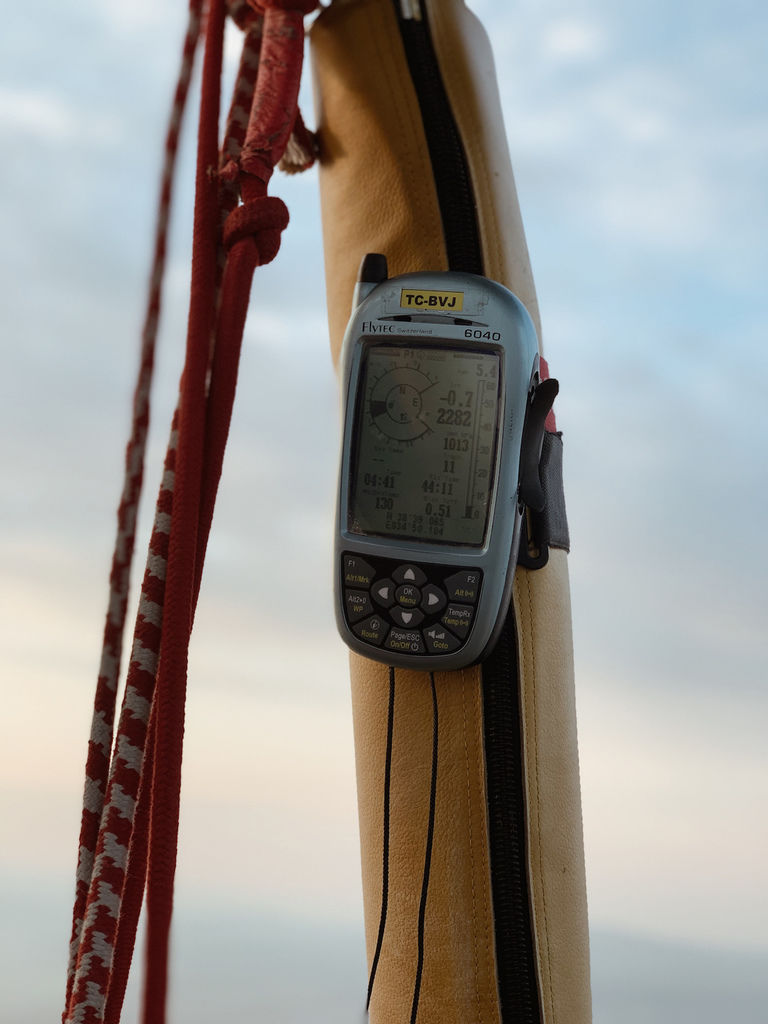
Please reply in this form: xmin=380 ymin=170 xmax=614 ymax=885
xmin=393 ymin=1 xmax=482 ymax=274
xmin=391 ymin=3 xmax=542 ymax=1020
xmin=481 ymin=614 xmax=542 ymax=1022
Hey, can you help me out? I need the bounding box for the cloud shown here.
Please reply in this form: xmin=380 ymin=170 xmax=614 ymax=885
xmin=579 ymin=676 xmax=768 ymax=951
xmin=476 ymin=2 xmax=767 ymax=277
xmin=541 ymin=17 xmax=609 ymax=62
xmin=81 ymin=0 xmax=178 ymax=37
xmin=0 ymin=87 xmax=120 ymax=145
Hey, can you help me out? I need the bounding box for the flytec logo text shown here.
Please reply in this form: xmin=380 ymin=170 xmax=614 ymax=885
xmin=400 ymin=289 xmax=464 ymax=311
xmin=362 ymin=321 xmax=396 ymax=333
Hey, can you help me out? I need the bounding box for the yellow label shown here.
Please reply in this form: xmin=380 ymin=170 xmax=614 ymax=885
xmin=400 ymin=288 xmax=464 ymax=312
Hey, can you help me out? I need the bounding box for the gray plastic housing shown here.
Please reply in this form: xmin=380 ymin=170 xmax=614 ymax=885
xmin=335 ymin=270 xmax=539 ymax=670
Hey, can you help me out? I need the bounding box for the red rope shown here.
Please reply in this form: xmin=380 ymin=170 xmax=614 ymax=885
xmin=63 ymin=0 xmax=203 ymax=1015
xmin=63 ymin=1 xmax=316 ymax=1021
xmin=140 ymin=0 xmax=227 ymax=1011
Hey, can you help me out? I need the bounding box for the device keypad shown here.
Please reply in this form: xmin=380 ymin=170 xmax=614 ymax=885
xmin=341 ymin=552 xmax=482 ymax=659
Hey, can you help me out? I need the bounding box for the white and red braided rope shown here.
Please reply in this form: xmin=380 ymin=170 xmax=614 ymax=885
xmin=66 ymin=423 xmax=179 ymax=1024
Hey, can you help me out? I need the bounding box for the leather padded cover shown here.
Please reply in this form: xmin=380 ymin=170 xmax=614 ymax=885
xmin=311 ymin=2 xmax=591 ymax=1020
xmin=514 ymin=551 xmax=591 ymax=1023
xmin=312 ymin=0 xmax=449 ymax=364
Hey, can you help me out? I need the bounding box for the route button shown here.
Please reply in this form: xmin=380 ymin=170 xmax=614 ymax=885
xmin=444 ymin=570 xmax=482 ymax=604
xmin=352 ymin=614 xmax=388 ymax=646
xmin=393 ymin=563 xmax=427 ymax=586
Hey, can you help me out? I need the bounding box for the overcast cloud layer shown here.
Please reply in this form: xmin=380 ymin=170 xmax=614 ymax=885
xmin=1 ymin=0 xmax=766 ymax=1019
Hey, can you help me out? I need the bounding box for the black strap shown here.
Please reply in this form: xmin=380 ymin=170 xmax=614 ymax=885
xmin=517 ymin=431 xmax=570 ymax=570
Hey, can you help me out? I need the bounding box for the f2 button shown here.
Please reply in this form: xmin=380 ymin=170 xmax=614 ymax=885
xmin=444 ymin=570 xmax=481 ymax=605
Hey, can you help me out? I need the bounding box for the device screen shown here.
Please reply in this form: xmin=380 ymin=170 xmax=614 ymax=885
xmin=349 ymin=342 xmax=501 ymax=545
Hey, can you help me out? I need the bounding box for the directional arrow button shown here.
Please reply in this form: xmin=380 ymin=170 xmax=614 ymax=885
xmin=420 ymin=584 xmax=447 ymax=615
xmin=393 ymin=563 xmax=427 ymax=586
xmin=391 ymin=606 xmax=424 ymax=628
xmin=371 ymin=578 xmax=396 ymax=608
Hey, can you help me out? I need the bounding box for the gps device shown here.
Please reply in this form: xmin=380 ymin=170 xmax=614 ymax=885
xmin=335 ymin=255 xmax=557 ymax=670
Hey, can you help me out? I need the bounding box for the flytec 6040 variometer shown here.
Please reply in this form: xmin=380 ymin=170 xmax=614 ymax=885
xmin=334 ymin=254 xmax=556 ymax=671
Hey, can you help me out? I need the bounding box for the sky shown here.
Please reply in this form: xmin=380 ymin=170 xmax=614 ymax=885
xmin=1 ymin=0 xmax=766 ymax=1021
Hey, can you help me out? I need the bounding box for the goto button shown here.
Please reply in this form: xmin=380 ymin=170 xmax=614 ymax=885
xmin=444 ymin=570 xmax=481 ymax=604
xmin=423 ymin=625 xmax=461 ymax=655
xmin=395 ymin=583 xmax=421 ymax=609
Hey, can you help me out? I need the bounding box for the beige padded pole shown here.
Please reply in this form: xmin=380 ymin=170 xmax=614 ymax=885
xmin=312 ymin=3 xmax=591 ymax=1019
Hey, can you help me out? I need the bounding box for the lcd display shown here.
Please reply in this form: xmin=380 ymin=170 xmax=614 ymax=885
xmin=349 ymin=343 xmax=501 ymax=545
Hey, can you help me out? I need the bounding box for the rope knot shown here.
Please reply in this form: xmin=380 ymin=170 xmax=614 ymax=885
xmin=227 ymin=0 xmax=262 ymax=30
xmin=223 ymin=195 xmax=289 ymax=264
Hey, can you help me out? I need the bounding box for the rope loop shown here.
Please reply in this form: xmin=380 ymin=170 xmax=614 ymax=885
xmin=223 ymin=194 xmax=289 ymax=263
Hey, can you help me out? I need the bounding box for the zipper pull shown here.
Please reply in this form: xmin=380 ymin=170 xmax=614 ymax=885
xmin=399 ymin=0 xmax=422 ymax=21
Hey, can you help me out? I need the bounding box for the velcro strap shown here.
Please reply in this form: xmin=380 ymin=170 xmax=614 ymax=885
xmin=517 ymin=431 xmax=570 ymax=569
